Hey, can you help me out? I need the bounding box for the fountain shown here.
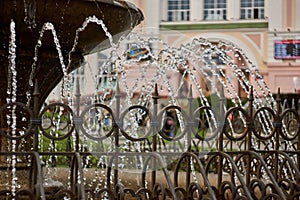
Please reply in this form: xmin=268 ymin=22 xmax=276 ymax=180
xmin=1 ymin=1 xmax=300 ymax=200
xmin=0 ymin=0 xmax=143 ymax=109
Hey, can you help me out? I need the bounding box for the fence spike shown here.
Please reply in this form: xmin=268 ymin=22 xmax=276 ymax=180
xmin=116 ymin=81 xmax=121 ymax=97
xmin=33 ymin=79 xmax=40 ymax=97
xmin=276 ymin=87 xmax=282 ymax=102
xmin=188 ymin=84 xmax=193 ymax=99
xmin=152 ymin=83 xmax=159 ymax=102
xmin=249 ymin=86 xmax=254 ymax=101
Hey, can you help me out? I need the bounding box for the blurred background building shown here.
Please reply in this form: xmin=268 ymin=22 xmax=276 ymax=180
xmin=129 ymin=0 xmax=300 ymax=94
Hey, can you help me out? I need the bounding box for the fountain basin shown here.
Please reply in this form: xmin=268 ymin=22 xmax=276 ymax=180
xmin=0 ymin=0 xmax=143 ymax=108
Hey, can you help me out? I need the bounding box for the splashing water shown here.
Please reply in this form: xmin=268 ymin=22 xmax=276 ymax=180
xmin=7 ymin=19 xmax=19 ymax=199
xmin=27 ymin=15 xmax=121 ymax=106
xmin=28 ymin=22 xmax=69 ymax=105
xmin=7 ymin=20 xmax=17 ymax=104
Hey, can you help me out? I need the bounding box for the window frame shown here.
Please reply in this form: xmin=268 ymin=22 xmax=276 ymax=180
xmin=203 ymin=0 xmax=227 ymax=21
xmin=167 ymin=0 xmax=190 ymax=22
xmin=240 ymin=0 xmax=265 ymax=20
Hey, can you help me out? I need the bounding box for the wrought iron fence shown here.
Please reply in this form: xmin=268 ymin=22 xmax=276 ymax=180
xmin=0 ymin=82 xmax=300 ymax=199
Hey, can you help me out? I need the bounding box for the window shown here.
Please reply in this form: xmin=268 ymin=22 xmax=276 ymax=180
xmin=240 ymin=0 xmax=264 ymax=19
xmin=204 ymin=0 xmax=227 ymax=21
xmin=168 ymin=0 xmax=190 ymax=21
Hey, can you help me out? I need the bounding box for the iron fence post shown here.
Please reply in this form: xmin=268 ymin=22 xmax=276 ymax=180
xmin=75 ymin=77 xmax=81 ymax=152
xmin=274 ymin=88 xmax=282 ymax=181
xmin=114 ymin=82 xmax=121 ymax=187
xmin=247 ymin=86 xmax=254 ymax=187
xmin=152 ymin=84 xmax=159 ymax=189
xmin=33 ymin=79 xmax=40 ymax=152
xmin=217 ymin=85 xmax=225 ymax=192
xmin=186 ymin=85 xmax=193 ymax=191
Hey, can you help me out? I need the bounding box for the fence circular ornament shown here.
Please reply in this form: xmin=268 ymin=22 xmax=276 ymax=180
xmin=0 ymin=102 xmax=33 ymax=139
xmin=79 ymin=103 xmax=115 ymax=141
xmin=253 ymin=107 xmax=276 ymax=140
xmin=224 ymin=107 xmax=250 ymax=141
xmin=280 ymin=109 xmax=300 ymax=140
xmin=157 ymin=105 xmax=187 ymax=141
xmin=192 ymin=106 xmax=219 ymax=141
xmin=39 ymin=103 xmax=75 ymax=140
xmin=119 ymin=105 xmax=152 ymax=141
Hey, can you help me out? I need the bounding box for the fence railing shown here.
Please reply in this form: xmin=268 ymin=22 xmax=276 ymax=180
xmin=0 ymin=81 xmax=300 ymax=199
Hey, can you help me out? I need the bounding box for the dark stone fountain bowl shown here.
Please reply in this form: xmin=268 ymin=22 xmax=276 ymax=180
xmin=0 ymin=0 xmax=143 ymax=108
